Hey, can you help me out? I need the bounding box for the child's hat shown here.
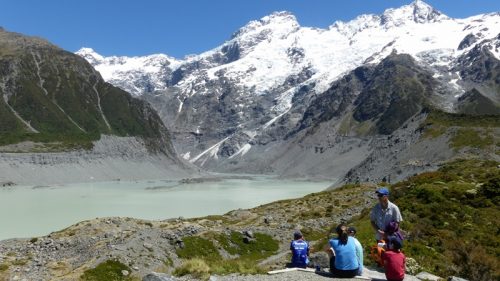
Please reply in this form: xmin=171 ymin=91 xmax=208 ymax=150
xmin=348 ymin=226 xmax=357 ymax=234
xmin=389 ymin=236 xmax=403 ymax=250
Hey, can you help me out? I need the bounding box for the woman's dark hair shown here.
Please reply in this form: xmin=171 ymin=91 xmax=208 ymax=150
xmin=336 ymin=223 xmax=349 ymax=245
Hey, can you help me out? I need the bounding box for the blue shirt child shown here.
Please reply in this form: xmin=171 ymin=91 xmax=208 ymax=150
xmin=290 ymin=231 xmax=309 ymax=267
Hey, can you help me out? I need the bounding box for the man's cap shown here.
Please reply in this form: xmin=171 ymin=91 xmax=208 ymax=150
xmin=293 ymin=230 xmax=303 ymax=239
xmin=375 ymin=187 xmax=389 ymax=196
xmin=348 ymin=227 xmax=357 ymax=234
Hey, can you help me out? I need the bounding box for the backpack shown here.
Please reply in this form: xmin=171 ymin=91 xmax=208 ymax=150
xmin=370 ymin=240 xmax=386 ymax=267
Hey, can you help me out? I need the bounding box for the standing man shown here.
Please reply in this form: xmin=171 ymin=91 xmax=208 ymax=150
xmin=370 ymin=187 xmax=403 ymax=241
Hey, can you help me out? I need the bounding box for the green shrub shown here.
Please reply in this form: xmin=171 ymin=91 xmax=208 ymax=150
xmin=176 ymin=236 xmax=221 ymax=261
xmin=80 ymin=260 xmax=133 ymax=281
xmin=479 ymin=178 xmax=500 ymax=204
xmin=451 ymin=241 xmax=498 ymax=281
xmin=217 ymin=232 xmax=278 ymax=260
xmin=173 ymin=232 xmax=278 ymax=277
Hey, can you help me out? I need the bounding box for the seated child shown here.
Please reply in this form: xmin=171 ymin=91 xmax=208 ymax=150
xmin=290 ymin=230 xmax=310 ymax=268
xmin=348 ymin=226 xmax=364 ymax=276
xmin=382 ymin=236 xmax=406 ymax=281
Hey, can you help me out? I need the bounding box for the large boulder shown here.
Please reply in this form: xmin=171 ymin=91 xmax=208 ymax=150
xmin=309 ymin=252 xmax=330 ymax=269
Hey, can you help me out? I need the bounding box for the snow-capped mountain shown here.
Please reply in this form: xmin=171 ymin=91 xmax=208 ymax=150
xmin=76 ymin=48 xmax=181 ymax=95
xmin=77 ymin=0 xmax=500 ymax=176
xmin=78 ymin=1 xmax=499 ymax=99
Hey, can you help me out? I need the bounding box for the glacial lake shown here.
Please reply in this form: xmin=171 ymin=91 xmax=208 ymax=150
xmin=0 ymin=177 xmax=330 ymax=241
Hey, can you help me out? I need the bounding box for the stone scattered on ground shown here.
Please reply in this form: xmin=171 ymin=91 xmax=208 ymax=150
xmin=447 ymin=276 xmax=469 ymax=281
xmin=416 ymin=271 xmax=443 ymax=281
xmin=143 ymin=272 xmax=176 ymax=281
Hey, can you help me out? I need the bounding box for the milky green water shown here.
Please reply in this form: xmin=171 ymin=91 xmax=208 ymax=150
xmin=0 ymin=177 xmax=330 ymax=241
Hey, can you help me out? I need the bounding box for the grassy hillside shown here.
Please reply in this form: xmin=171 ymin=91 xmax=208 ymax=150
xmin=0 ymin=30 xmax=172 ymax=153
xmin=421 ymin=109 xmax=499 ymax=154
xmin=349 ymin=159 xmax=499 ymax=281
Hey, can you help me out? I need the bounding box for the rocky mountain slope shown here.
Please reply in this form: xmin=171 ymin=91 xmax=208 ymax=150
xmin=0 ymin=28 xmax=192 ymax=185
xmin=77 ymin=1 xmax=500 ymax=182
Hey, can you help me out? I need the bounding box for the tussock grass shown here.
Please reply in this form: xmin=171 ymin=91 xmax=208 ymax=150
xmin=173 ymin=258 xmax=210 ymax=281
xmin=210 ymin=259 xmax=266 ymax=275
xmin=173 ymin=258 xmax=266 ymax=280
xmin=0 ymin=264 xmax=8 ymax=272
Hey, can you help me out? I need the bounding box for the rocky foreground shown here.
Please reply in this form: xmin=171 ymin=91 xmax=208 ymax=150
xmin=0 ymin=183 xmax=373 ymax=281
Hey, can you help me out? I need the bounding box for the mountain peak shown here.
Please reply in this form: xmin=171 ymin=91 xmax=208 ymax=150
xmin=75 ymin=47 xmax=98 ymax=55
xmin=261 ymin=11 xmax=297 ymax=25
xmin=330 ymin=1 xmax=448 ymax=36
xmin=409 ymin=0 xmax=446 ymax=22
xmin=231 ymin=11 xmax=299 ymax=39
xmin=75 ymin=47 xmax=104 ymax=65
xmin=381 ymin=0 xmax=448 ymax=26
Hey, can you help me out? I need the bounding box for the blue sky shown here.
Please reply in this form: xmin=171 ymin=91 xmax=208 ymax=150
xmin=1 ymin=0 xmax=498 ymax=58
